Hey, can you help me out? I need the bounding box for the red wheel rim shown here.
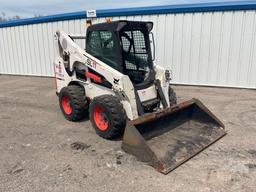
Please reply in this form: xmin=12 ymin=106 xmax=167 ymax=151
xmin=93 ymin=105 xmax=109 ymax=131
xmin=61 ymin=96 xmax=72 ymax=115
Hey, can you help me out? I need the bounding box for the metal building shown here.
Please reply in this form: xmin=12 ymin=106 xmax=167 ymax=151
xmin=0 ymin=1 xmax=256 ymax=89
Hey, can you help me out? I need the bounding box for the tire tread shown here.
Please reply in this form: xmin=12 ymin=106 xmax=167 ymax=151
xmin=168 ymin=86 xmax=177 ymax=106
xmin=59 ymin=85 xmax=88 ymax=121
xmin=89 ymin=95 xmax=126 ymax=139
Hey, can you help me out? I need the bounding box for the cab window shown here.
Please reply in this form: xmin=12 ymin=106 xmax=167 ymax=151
xmin=87 ymin=31 xmax=118 ymax=69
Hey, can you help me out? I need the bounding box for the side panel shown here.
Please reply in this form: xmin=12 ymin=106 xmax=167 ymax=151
xmin=54 ymin=57 xmax=70 ymax=93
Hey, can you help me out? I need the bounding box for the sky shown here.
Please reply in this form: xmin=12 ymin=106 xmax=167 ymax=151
xmin=0 ymin=0 xmax=250 ymax=19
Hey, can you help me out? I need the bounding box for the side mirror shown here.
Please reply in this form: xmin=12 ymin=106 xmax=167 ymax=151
xmin=149 ymin=32 xmax=155 ymax=61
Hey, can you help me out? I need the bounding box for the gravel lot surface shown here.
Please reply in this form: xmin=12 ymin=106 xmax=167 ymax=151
xmin=0 ymin=75 xmax=255 ymax=192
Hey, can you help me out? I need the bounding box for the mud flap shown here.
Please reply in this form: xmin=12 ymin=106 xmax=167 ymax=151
xmin=122 ymin=98 xmax=227 ymax=174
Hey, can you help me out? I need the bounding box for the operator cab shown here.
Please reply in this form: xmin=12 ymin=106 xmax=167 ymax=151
xmin=86 ymin=20 xmax=155 ymax=89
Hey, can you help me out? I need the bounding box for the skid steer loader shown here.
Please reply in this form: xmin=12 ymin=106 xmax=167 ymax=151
xmin=54 ymin=20 xmax=226 ymax=174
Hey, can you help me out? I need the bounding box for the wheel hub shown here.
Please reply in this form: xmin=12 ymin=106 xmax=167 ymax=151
xmin=93 ymin=105 xmax=109 ymax=131
xmin=62 ymin=95 xmax=72 ymax=115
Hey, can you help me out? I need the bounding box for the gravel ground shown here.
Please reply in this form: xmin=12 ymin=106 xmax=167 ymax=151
xmin=0 ymin=75 xmax=255 ymax=192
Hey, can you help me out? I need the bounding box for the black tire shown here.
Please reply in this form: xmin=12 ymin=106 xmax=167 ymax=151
xmin=59 ymin=85 xmax=88 ymax=121
xmin=168 ymin=85 xmax=177 ymax=106
xmin=89 ymin=95 xmax=127 ymax=139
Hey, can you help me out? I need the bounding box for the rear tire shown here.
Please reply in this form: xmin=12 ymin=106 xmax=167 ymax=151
xmin=89 ymin=95 xmax=127 ymax=139
xmin=59 ymin=85 xmax=88 ymax=121
xmin=168 ymin=85 xmax=177 ymax=106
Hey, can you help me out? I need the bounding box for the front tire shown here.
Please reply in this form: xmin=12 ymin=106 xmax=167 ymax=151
xmin=168 ymin=85 xmax=177 ymax=106
xmin=89 ymin=95 xmax=127 ymax=139
xmin=59 ymin=85 xmax=88 ymax=121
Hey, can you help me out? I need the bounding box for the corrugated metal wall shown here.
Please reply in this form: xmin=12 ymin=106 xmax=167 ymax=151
xmin=0 ymin=11 xmax=256 ymax=88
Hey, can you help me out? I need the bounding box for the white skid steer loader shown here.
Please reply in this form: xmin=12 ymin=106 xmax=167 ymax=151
xmin=54 ymin=20 xmax=226 ymax=174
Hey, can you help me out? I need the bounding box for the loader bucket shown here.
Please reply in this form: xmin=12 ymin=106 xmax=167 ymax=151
xmin=122 ymin=98 xmax=226 ymax=174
